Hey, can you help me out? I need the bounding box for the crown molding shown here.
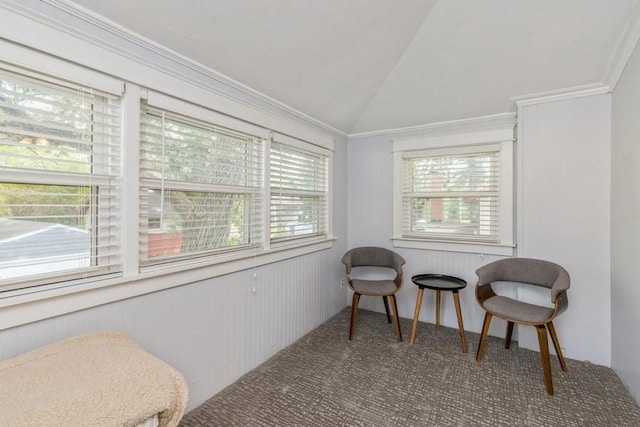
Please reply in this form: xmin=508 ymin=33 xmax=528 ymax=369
xmin=348 ymin=112 xmax=517 ymax=140
xmin=36 ymin=0 xmax=346 ymax=138
xmin=512 ymin=83 xmax=611 ymax=108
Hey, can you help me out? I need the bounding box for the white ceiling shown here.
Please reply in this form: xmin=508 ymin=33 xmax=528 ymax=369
xmin=69 ymin=0 xmax=640 ymax=134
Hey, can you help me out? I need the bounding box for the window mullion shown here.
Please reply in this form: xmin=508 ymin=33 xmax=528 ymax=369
xmin=121 ymin=83 xmax=141 ymax=277
xmin=263 ymin=136 xmax=272 ymax=251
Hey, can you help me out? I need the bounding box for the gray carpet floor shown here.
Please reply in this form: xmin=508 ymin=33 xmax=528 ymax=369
xmin=180 ymin=308 xmax=640 ymax=426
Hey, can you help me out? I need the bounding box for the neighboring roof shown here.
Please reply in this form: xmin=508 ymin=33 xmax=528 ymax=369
xmin=0 ymin=218 xmax=89 ymax=261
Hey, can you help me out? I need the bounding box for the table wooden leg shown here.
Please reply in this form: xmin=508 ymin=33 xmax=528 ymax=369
xmin=409 ymin=288 xmax=425 ymax=344
xmin=435 ymin=290 xmax=441 ymax=331
xmin=452 ymin=290 xmax=467 ymax=353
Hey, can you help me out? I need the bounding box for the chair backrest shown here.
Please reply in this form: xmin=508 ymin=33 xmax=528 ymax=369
xmin=476 ymin=257 xmax=570 ymax=302
xmin=342 ymin=247 xmax=405 ymax=275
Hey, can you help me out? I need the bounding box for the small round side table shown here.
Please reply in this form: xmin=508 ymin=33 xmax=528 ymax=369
xmin=409 ymin=274 xmax=468 ymax=353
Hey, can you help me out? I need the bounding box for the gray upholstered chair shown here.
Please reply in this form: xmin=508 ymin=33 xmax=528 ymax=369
xmin=475 ymin=258 xmax=570 ymax=395
xmin=342 ymin=247 xmax=406 ymax=342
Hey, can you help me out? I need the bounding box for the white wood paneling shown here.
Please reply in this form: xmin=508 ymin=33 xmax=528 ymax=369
xmin=517 ymin=94 xmax=611 ymax=366
xmin=0 ymin=247 xmax=347 ymax=411
xmin=611 ymin=37 xmax=640 ymax=403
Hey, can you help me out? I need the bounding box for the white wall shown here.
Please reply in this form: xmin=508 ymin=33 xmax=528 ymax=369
xmin=347 ymin=96 xmax=612 ymax=366
xmin=611 ymin=39 xmax=640 ymax=402
xmin=517 ymin=95 xmax=611 ymax=366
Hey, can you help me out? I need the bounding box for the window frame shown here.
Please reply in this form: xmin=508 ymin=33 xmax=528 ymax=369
xmin=392 ymin=126 xmax=515 ymax=256
xmin=0 ymin=64 xmax=123 ymax=292
xmin=269 ymin=132 xmax=331 ymax=248
xmin=138 ymin=98 xmax=267 ymax=270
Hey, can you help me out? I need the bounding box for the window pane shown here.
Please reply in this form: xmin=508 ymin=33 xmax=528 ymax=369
xmin=270 ymin=195 xmax=326 ymax=240
xmin=403 ymin=150 xmax=499 ymax=242
xmin=270 ymin=141 xmax=328 ymax=243
xmin=409 ymin=196 xmax=498 ymax=239
xmin=0 ymin=68 xmax=121 ymax=290
xmin=0 ymin=73 xmax=119 ymax=174
xmin=140 ymin=189 xmax=254 ymax=262
xmin=0 ymin=183 xmax=92 ymax=281
xmin=139 ymin=105 xmax=263 ymax=266
xmin=140 ymin=111 xmax=261 ymax=186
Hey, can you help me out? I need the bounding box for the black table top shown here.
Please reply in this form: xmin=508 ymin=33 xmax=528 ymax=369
xmin=411 ymin=274 xmax=467 ymax=291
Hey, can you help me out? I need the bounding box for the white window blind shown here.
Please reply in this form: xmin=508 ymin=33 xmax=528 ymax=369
xmin=270 ymin=139 xmax=328 ymax=244
xmin=402 ymin=147 xmax=500 ymax=242
xmin=139 ymin=104 xmax=264 ymax=267
xmin=0 ymin=66 xmax=122 ymax=291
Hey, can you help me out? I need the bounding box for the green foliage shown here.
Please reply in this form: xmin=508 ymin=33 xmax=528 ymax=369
xmin=1 ymin=76 xmax=96 ymax=227
xmin=0 ymin=183 xmax=89 ymax=227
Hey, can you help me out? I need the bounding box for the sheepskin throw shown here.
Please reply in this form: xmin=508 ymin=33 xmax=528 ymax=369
xmin=0 ymin=332 xmax=188 ymax=427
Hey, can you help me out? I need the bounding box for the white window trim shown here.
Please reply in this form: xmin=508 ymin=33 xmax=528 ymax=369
xmin=143 ymin=90 xmax=272 ymax=140
xmin=392 ymin=126 xmax=515 ymax=256
xmin=269 ymin=132 xmax=333 ymax=247
xmin=0 ymin=239 xmax=334 ymax=330
xmin=138 ymin=94 xmax=266 ymax=268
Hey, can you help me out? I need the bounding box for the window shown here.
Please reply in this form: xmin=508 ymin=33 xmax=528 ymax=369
xmin=393 ymin=126 xmax=514 ymax=255
xmin=139 ymin=103 xmax=265 ymax=268
xmin=0 ymin=66 xmax=122 ymax=291
xmin=403 ymin=146 xmax=499 ymax=241
xmin=0 ymin=32 xmax=334 ymax=325
xmin=0 ymin=52 xmax=334 ymax=316
xmin=270 ymin=134 xmax=330 ymax=245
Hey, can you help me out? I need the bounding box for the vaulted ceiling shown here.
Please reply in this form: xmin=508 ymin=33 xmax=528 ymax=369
xmin=69 ymin=0 xmax=640 ymax=134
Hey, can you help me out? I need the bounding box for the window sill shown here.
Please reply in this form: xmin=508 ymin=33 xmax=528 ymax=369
xmin=0 ymin=239 xmax=334 ymax=330
xmin=392 ymin=237 xmax=515 ymax=256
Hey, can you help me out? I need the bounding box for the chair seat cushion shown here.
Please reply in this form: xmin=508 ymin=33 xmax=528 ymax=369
xmin=351 ymin=279 xmax=397 ymax=296
xmin=482 ymin=296 xmax=554 ymax=324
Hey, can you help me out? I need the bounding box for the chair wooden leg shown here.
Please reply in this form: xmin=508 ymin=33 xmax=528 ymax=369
xmin=349 ymin=293 xmax=360 ymax=341
xmin=536 ymin=324 xmax=554 ymax=395
xmin=547 ymin=321 xmax=568 ymax=372
xmin=476 ymin=312 xmax=493 ymax=362
xmin=410 ymin=288 xmax=425 ymax=344
xmin=435 ymin=290 xmax=442 ymax=331
xmin=389 ymin=294 xmax=403 ymax=342
xmin=382 ymin=296 xmax=392 ymax=324
xmin=452 ymin=291 xmax=467 ymax=353
xmin=505 ymin=321 xmax=515 ymax=349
